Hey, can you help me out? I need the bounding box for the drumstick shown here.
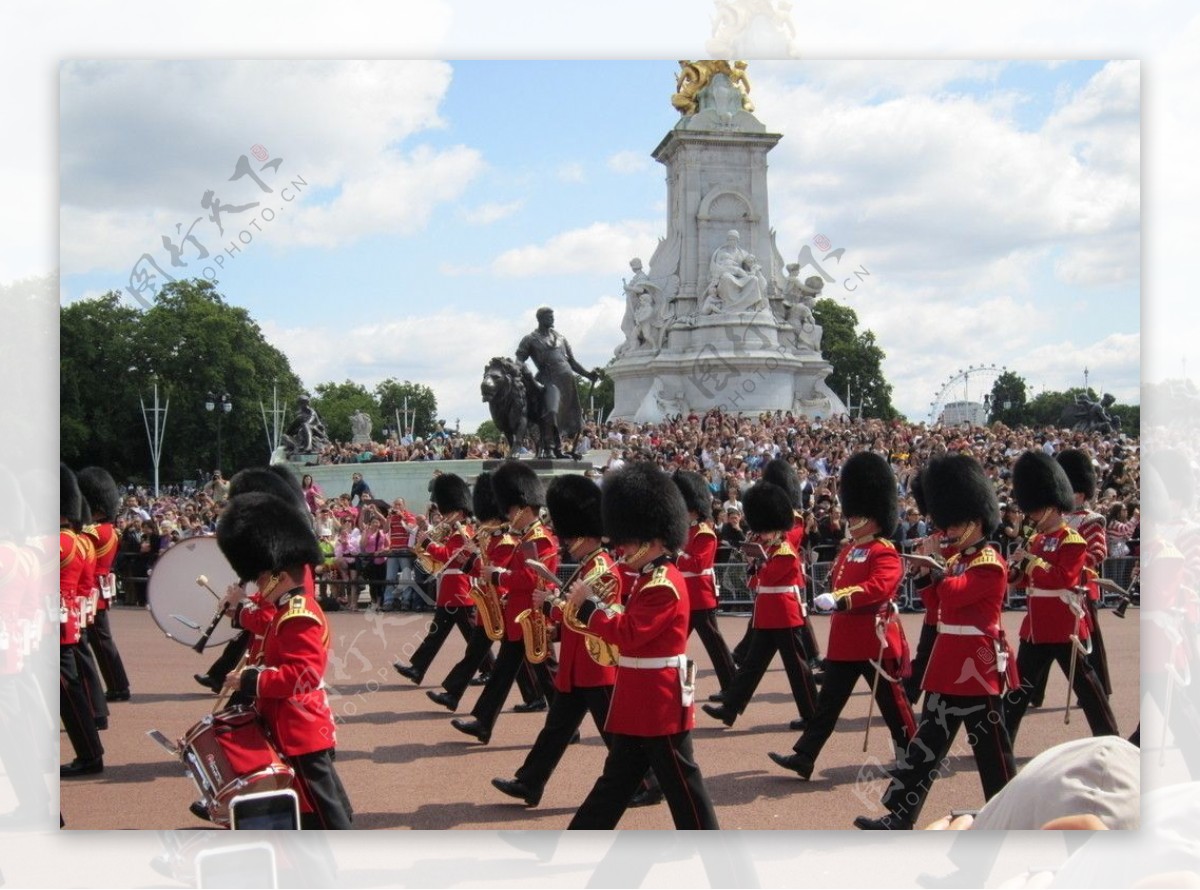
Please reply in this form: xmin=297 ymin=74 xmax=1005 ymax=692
xmin=195 ymin=575 xmax=222 ymax=600
xmin=212 ymin=650 xmax=251 ymax=713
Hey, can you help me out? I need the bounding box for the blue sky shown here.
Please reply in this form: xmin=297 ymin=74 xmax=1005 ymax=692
xmin=59 ymin=59 xmax=1139 ymax=428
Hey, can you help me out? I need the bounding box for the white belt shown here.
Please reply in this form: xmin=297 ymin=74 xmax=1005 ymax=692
xmin=442 ymin=569 xmax=463 ymax=576
xmin=618 ymin=654 xmax=687 ymax=669
xmin=757 ymin=585 xmax=800 ymax=595
xmin=937 ymin=623 xmax=988 ymax=636
xmin=681 ymin=569 xmax=715 ymax=578
xmin=1027 ymin=587 xmax=1071 ymax=598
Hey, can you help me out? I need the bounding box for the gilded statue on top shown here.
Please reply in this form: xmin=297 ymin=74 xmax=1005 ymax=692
xmin=671 ymin=60 xmax=754 ymax=116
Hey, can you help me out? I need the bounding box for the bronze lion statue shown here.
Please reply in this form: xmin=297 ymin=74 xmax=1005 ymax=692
xmin=480 ymin=357 xmax=554 ymax=456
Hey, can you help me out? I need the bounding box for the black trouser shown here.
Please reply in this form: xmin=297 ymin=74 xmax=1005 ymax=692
xmin=0 ymin=674 xmax=50 ymax=812
xmin=1085 ymin=597 xmax=1112 ymax=695
xmin=60 ymin=644 xmax=103 ymax=763
xmin=207 ymin=631 xmax=251 ymax=682
xmin=1003 ymin=640 xmax=1119 ymax=743
xmin=570 ymin=731 xmax=719 ymax=829
xmin=515 ymin=684 xmax=614 ymax=793
xmin=73 ymin=629 xmax=109 ymax=725
xmin=440 ymin=624 xmax=531 ymax=704
xmin=87 ymin=608 xmax=130 ymax=695
xmin=469 ymin=638 xmax=555 ymax=732
xmin=723 ymin=627 xmax=818 ymax=721
xmin=881 ymin=692 xmax=1015 ymax=825
xmin=733 ymin=621 xmax=820 ymax=666
xmin=290 ymin=748 xmax=353 ymax=829
xmin=904 ymin=624 xmax=938 ymax=704
xmin=407 ymin=605 xmax=477 ymax=681
xmin=793 ymin=659 xmax=916 ymax=760
xmin=688 ymin=609 xmax=736 ymax=691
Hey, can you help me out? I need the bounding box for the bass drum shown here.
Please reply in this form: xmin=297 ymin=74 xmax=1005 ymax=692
xmin=147 ymin=536 xmax=243 ymax=649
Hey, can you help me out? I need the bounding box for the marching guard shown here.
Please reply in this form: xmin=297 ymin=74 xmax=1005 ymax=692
xmin=217 ymin=491 xmax=353 ymax=829
xmin=1002 ymin=452 xmax=1118 ymax=744
xmin=394 ymin=474 xmax=483 ymax=686
xmin=701 ymin=477 xmax=819 ymax=729
xmin=902 ymin=473 xmax=940 ymax=704
xmin=491 ymin=473 xmax=626 ymax=807
xmin=77 ymin=467 xmax=131 ymax=703
xmin=769 ymin=451 xmax=915 ymax=781
xmin=853 ymin=453 xmax=1016 ymax=830
xmin=672 ymin=470 xmax=736 ymax=694
xmin=451 ymin=461 xmax=557 ymax=744
xmin=566 ymin=462 xmax=719 ymax=829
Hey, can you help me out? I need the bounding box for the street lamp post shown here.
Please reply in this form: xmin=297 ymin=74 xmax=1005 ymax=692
xmin=205 ymin=391 xmax=233 ymax=471
xmin=140 ymin=375 xmax=169 ymax=497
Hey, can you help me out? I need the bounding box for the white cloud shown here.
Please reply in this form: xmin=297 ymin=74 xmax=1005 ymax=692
xmin=555 ymin=162 xmax=585 ymax=183
xmin=606 ymin=150 xmax=652 ymax=174
xmin=461 ymin=200 xmax=524 ymax=225
xmin=490 ymin=220 xmax=663 ymax=277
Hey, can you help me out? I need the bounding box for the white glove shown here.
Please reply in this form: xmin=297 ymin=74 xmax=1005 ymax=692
xmin=814 ymin=592 xmax=837 ymax=612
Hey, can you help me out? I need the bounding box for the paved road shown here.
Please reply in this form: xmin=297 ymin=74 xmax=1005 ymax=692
xmin=60 ymin=605 xmax=1139 ymax=830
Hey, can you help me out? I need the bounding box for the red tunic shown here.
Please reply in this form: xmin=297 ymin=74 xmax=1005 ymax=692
xmin=424 ymin=522 xmax=474 ymax=608
xmin=75 ymin=534 xmax=97 ymax=628
xmin=826 ymin=536 xmax=906 ymax=662
xmin=922 ymin=544 xmax=1016 ymax=695
xmin=750 ymin=537 xmax=805 ymax=629
xmin=250 ymin=575 xmax=336 ymax=758
xmin=59 ymin=529 xmax=84 ymax=645
xmin=1066 ymin=508 xmax=1107 ymax=603
xmin=0 ymin=542 xmax=36 ymax=674
xmin=548 ymin=546 xmax=620 ymax=692
xmin=84 ymin=522 xmax=119 ymax=611
xmin=676 ymin=522 xmax=718 ymax=611
xmin=585 ymin=560 xmax=693 ymax=736
xmin=501 ymin=520 xmax=559 ymax=643
xmin=1015 ymin=523 xmax=1089 ymax=644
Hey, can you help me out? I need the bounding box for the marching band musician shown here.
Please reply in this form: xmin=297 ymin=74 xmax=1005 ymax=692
xmin=217 ymin=491 xmax=353 ymax=829
xmin=902 ymin=472 xmax=940 ymax=704
xmin=59 ymin=465 xmax=104 ymax=777
xmin=672 ymin=470 xmax=736 ymax=695
xmin=452 ymin=461 xmax=557 ymax=744
xmin=1057 ymin=448 xmax=1113 ymax=697
xmin=701 ymin=476 xmax=819 ymax=730
xmin=70 ymin=492 xmax=112 ymax=733
xmin=853 ymin=453 xmax=1016 ymax=830
xmin=491 ymin=473 xmax=624 ymax=807
xmin=394 ymin=474 xmax=481 ymax=686
xmin=427 ymin=472 xmax=539 ymax=711
xmin=77 ymin=467 xmax=132 ymax=703
xmin=768 ymin=451 xmax=916 ymax=781
xmin=566 ymin=461 xmax=719 ymax=829
xmin=1002 ymin=452 xmax=1118 ymax=744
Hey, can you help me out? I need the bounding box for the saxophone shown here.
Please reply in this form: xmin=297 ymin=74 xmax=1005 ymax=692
xmin=467 ymin=523 xmax=506 ymax=642
xmin=559 ymin=559 xmax=623 ymax=667
xmin=515 ymin=604 xmax=552 ymax=663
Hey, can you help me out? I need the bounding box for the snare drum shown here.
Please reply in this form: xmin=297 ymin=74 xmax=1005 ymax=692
xmin=179 ymin=706 xmax=294 ymax=826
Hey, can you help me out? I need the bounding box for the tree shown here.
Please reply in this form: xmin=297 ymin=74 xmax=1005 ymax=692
xmin=576 ymin=370 xmax=614 ymax=424
xmin=311 ymin=380 xmax=379 ymax=444
xmin=988 ymin=370 xmax=1029 ymax=426
xmin=476 ymin=419 xmax=500 ymax=442
xmin=375 ymin=378 xmax=438 ymax=439
xmin=812 ymin=298 xmax=899 ymax=420
xmin=62 ymin=279 xmax=303 ymax=481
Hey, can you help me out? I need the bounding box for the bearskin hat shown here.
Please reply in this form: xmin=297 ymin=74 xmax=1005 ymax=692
xmin=672 ymin=470 xmax=713 ymax=520
xmin=1144 ymin=449 xmax=1192 ymax=509
xmin=1012 ymin=451 xmax=1074 ymax=514
xmin=60 ymin=463 xmax=81 ymax=523
xmin=228 ymin=465 xmax=306 ymax=512
xmin=762 ymin=458 xmax=802 ymax=509
xmin=77 ymin=466 xmax=122 ymax=521
xmin=217 ymin=492 xmax=322 ymax=582
xmin=742 ymin=481 xmax=794 ymax=534
xmin=491 ymin=461 xmax=545 ymax=514
xmin=1056 ymin=449 xmax=1096 ymax=500
xmin=601 ymin=462 xmax=687 ymax=551
xmin=839 ymin=451 xmax=899 ymax=533
xmin=546 ymin=474 xmax=604 ymax=540
xmin=432 ymin=473 xmax=472 ymax=516
xmin=472 ymin=472 xmax=502 ymax=523
xmin=922 ymin=454 xmax=1000 ymax=537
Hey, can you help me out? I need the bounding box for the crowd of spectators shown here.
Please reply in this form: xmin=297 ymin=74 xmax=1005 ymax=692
xmin=110 ymin=410 xmax=1141 ymax=608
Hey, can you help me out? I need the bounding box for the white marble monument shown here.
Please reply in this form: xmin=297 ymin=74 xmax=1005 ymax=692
xmin=608 ymin=61 xmax=845 ymax=423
